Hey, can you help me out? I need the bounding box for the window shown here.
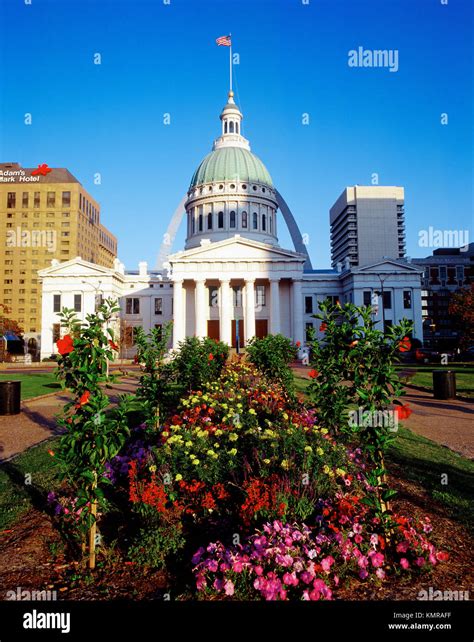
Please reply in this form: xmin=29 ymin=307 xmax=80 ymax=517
xmin=62 ymin=191 xmax=71 ymax=207
xmin=242 ymin=211 xmax=248 ymax=228
xmin=253 ymin=212 xmax=258 ymax=229
xmin=383 ymin=291 xmax=392 ymax=309
xmin=53 ymin=294 xmax=61 ymax=313
xmin=306 ymin=322 xmax=314 ymax=341
xmin=62 ymin=212 xmax=70 ymax=217
xmin=192 ymin=215 xmax=195 ymax=233
xmin=305 ymin=296 xmax=313 ymax=314
xmin=269 ymin=214 xmax=272 ymax=233
xmin=7 ymin=192 xmax=16 ymax=208
xmin=403 ymin=290 xmax=412 ymax=309
xmin=74 ymin=294 xmax=82 ymax=312
xmin=199 ymin=214 xmax=203 ymax=232
xmin=230 ymin=211 xmax=236 ymax=228
xmin=126 ymin=297 xmax=140 ymax=314
xmin=124 ymin=326 xmax=135 ymax=347
xmin=52 ymin=323 xmax=61 ymax=344
xmin=218 ymin=211 xmax=224 ymax=229
xmin=154 ymin=297 xmax=163 ymax=315
xmin=34 ymin=192 xmax=40 ymax=208
xmin=262 ymin=214 xmax=266 ymax=231
xmin=207 ymin=213 xmax=213 ymax=229
xmin=229 ymin=121 xmax=234 ymax=133
xmin=47 ymin=192 xmax=55 ymax=207
xmin=233 ymin=287 xmax=242 ymax=307
xmin=22 ymin=192 xmax=29 ymax=208
xmin=363 ymin=291 xmax=372 ymax=307
xmin=255 ymin=284 xmax=266 ymax=307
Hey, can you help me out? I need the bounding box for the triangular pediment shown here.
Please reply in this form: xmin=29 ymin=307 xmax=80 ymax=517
xmin=38 ymin=257 xmax=115 ymax=278
xmin=169 ymin=236 xmax=306 ymax=263
xmin=353 ymin=259 xmax=423 ymax=274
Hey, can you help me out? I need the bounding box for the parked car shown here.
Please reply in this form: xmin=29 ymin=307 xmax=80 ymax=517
xmin=415 ymin=348 xmax=454 ymax=364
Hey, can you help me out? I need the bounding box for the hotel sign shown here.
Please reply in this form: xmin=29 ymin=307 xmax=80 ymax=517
xmin=0 ymin=163 xmax=52 ymax=182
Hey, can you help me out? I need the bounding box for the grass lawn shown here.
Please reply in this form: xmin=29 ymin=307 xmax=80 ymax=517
xmin=0 ymin=438 xmax=61 ymax=531
xmin=0 ymin=372 xmax=61 ymax=400
xmin=396 ymin=365 xmax=474 ymax=397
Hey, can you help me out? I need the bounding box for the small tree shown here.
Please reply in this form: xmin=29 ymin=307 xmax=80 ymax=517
xmin=171 ymin=336 xmax=229 ymax=391
xmin=55 ymin=300 xmax=132 ymax=569
xmin=134 ymin=323 xmax=173 ymax=431
xmin=308 ymin=301 xmax=413 ymax=527
xmin=448 ymin=285 xmax=474 ymax=350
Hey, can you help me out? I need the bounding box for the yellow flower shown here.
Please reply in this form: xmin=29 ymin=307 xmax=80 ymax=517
xmin=323 ymin=465 xmax=330 ymax=474
xmin=317 ymin=447 xmax=324 ymax=456
xmin=249 ymin=408 xmax=256 ymax=415
xmin=215 ymin=429 xmax=223 ymax=437
xmin=320 ymin=428 xmax=328 ymax=435
xmin=192 ymin=459 xmax=200 ymax=466
xmin=228 ymin=448 xmax=237 ymax=456
xmin=336 ymin=468 xmax=346 ymax=476
xmin=162 ymin=431 xmax=169 ymax=437
xmin=149 ymin=465 xmax=157 ymax=473
xmin=263 ymin=458 xmax=271 ymax=465
xmin=282 ymin=412 xmax=289 ymax=420
xmin=281 ymin=460 xmax=290 ymax=470
xmin=185 ymin=441 xmax=193 ymax=448
xmin=175 ymin=473 xmax=183 ymax=481
xmin=229 ymin=433 xmax=238 ymax=442
xmin=304 ymin=446 xmax=312 ymax=453
xmin=207 ymin=449 xmax=216 ymax=457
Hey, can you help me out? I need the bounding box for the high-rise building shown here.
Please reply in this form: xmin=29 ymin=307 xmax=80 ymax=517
xmin=330 ymin=186 xmax=406 ymax=268
xmin=0 ymin=162 xmax=117 ymax=337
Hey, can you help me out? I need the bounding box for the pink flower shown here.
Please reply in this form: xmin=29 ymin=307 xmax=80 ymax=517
xmin=224 ymin=579 xmax=235 ymax=596
xmin=300 ymin=571 xmax=314 ymax=584
xmin=354 ymin=534 xmax=363 ymax=544
xmin=400 ymin=558 xmax=410 ymax=569
xmin=376 ymin=568 xmax=386 ymax=580
xmin=321 ymin=555 xmax=335 ymax=573
xmin=396 ymin=541 xmax=409 ymax=553
xmin=359 ymin=569 xmax=368 ymax=580
xmin=254 ymin=565 xmax=264 ymax=576
xmin=369 ymin=551 xmax=384 ymax=568
xmin=415 ymin=557 xmax=425 ymax=567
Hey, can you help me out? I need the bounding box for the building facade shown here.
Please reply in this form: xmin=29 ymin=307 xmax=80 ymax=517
xmin=39 ymin=93 xmax=423 ymax=359
xmin=0 ymin=162 xmax=117 ymax=349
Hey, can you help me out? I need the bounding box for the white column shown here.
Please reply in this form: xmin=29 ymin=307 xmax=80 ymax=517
xmin=219 ymin=278 xmax=232 ymax=346
xmin=269 ymin=278 xmax=281 ymax=335
xmin=195 ymin=277 xmax=207 ymax=338
xmin=291 ymin=279 xmax=304 ymax=347
xmin=172 ymin=278 xmax=185 ymax=349
xmin=245 ymin=278 xmax=256 ymax=343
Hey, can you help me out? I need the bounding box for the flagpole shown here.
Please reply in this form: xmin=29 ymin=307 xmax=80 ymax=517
xmin=229 ymin=33 xmax=232 ymax=93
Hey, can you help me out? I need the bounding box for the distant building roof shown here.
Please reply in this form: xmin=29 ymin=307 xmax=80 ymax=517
xmin=0 ymin=162 xmax=80 ymax=184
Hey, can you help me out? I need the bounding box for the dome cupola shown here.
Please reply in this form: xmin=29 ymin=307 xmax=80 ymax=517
xmin=185 ymin=92 xmax=279 ymax=249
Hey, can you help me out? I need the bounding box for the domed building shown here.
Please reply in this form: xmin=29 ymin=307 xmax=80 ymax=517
xmin=38 ymin=91 xmax=424 ymax=360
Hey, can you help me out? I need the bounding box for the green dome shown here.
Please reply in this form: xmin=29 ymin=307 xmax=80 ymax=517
xmin=190 ymin=147 xmax=273 ymax=189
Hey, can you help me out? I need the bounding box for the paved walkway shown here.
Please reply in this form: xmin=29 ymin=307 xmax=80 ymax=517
xmin=0 ymin=377 xmax=139 ymax=462
xmin=293 ymin=365 xmax=474 ymax=459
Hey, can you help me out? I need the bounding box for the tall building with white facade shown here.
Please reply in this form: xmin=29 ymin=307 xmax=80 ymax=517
xmin=39 ymin=93 xmax=423 ymax=359
xmin=330 ymin=186 xmax=406 ymax=269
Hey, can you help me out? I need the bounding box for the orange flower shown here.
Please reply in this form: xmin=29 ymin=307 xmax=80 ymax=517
xmin=56 ymin=334 xmax=74 ymax=355
xmin=309 ymin=369 xmax=319 ymax=379
xmin=319 ymin=323 xmax=327 ymax=332
xmin=395 ymin=404 xmax=412 ymax=420
xmin=208 ymin=353 xmax=214 ymax=361
xmin=76 ymin=391 xmax=91 ymax=408
xmin=349 ymin=340 xmax=358 ymax=348
xmin=47 ymin=449 xmax=55 ymax=457
xmin=399 ymin=336 xmax=411 ymax=352
xmin=108 ymin=339 xmax=119 ymax=351
xmin=295 ymin=341 xmax=301 ymax=348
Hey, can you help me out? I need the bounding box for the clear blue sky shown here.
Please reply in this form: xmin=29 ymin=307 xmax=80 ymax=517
xmin=0 ymin=0 xmax=472 ymax=269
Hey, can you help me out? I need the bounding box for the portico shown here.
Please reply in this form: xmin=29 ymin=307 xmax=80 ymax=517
xmin=169 ymin=235 xmax=306 ymax=349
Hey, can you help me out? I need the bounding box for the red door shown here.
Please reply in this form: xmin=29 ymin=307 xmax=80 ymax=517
xmin=255 ymin=319 xmax=268 ymax=339
xmin=207 ymin=320 xmax=220 ymax=341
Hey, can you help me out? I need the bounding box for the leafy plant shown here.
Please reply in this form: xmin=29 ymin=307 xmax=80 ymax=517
xmin=246 ymin=334 xmax=298 ymax=396
xmin=170 ymin=336 xmax=229 ymax=391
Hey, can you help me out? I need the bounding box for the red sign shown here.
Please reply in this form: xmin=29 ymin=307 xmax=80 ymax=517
xmin=32 ymin=163 xmax=52 ymax=176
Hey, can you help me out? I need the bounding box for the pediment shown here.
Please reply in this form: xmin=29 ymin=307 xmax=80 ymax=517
xmin=169 ymin=236 xmax=306 ymax=264
xmin=38 ymin=257 xmax=114 ymax=277
xmin=353 ymin=259 xmax=423 ymax=274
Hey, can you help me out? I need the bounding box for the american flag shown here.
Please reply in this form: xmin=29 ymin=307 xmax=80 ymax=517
xmin=216 ymin=35 xmax=231 ymax=47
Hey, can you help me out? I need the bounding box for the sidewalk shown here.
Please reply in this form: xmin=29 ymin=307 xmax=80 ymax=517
xmin=0 ymin=378 xmax=139 ymax=462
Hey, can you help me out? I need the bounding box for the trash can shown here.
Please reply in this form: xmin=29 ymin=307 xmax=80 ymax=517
xmin=432 ymin=371 xmax=456 ymax=400
xmin=0 ymin=380 xmax=21 ymax=415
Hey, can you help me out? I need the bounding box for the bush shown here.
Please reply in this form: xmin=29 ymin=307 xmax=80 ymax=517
xmin=246 ymin=334 xmax=298 ymax=394
xmin=171 ymin=337 xmax=229 ymax=392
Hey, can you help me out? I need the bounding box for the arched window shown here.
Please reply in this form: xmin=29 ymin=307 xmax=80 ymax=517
xmin=262 ymin=214 xmax=266 ymax=231
xmin=207 ymin=213 xmax=213 ymax=229
xmin=224 ymin=121 xmax=228 ymax=134
xmin=230 ymin=211 xmax=236 ymax=228
xmin=218 ymin=211 xmax=224 ymax=229
xmin=253 ymin=212 xmax=258 ymax=229
xmin=242 ymin=211 xmax=248 ymax=228
xmin=236 ymin=122 xmax=239 ymax=134
xmin=229 ymin=121 xmax=234 ymax=133
xmin=199 ymin=214 xmax=203 ymax=232
xmin=192 ymin=215 xmax=195 ymax=233
xmin=269 ymin=214 xmax=272 ymax=233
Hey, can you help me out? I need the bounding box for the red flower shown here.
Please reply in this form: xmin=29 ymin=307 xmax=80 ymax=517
xmin=108 ymin=339 xmax=119 ymax=351
xmin=47 ymin=449 xmax=55 ymax=457
xmin=399 ymin=336 xmax=411 ymax=352
xmin=208 ymin=353 xmax=214 ymax=361
xmin=76 ymin=391 xmax=91 ymax=408
xmin=56 ymin=334 xmax=74 ymax=355
xmin=308 ymin=369 xmax=319 ymax=379
xmin=295 ymin=341 xmax=301 ymax=348
xmin=31 ymin=163 xmax=52 ymax=176
xmin=349 ymin=340 xmax=358 ymax=348
xmin=395 ymin=404 xmax=412 ymax=420
xmin=319 ymin=323 xmax=327 ymax=332
xmin=436 ymin=551 xmax=449 ymax=562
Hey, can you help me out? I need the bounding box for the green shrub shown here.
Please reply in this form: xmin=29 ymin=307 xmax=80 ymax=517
xmin=171 ymin=336 xmax=229 ymax=391
xmin=246 ymin=334 xmax=298 ymax=395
